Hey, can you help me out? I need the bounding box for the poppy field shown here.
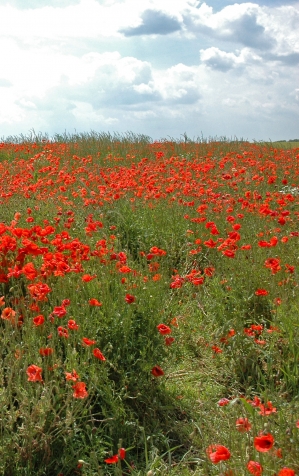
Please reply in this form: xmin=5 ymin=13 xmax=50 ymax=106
xmin=0 ymin=132 xmax=298 ymax=475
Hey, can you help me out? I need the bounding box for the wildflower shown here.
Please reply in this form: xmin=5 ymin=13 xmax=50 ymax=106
xmin=206 ymin=444 xmax=231 ymax=463
xmin=27 ymin=364 xmax=43 ymax=382
xmin=248 ymin=396 xmax=261 ymax=407
xmin=211 ymin=345 xmax=222 ymax=354
xmin=52 ymin=306 xmax=67 ymax=318
xmin=82 ymin=337 xmax=96 ymax=346
xmin=157 ymin=323 xmax=171 ymax=335
xmin=204 ymin=267 xmax=215 ymax=277
xmin=151 ymin=365 xmax=164 ymax=377
xmin=165 ymin=336 xmax=175 ymax=346
xmin=278 ymin=468 xmax=295 ymax=476
xmin=72 ymin=382 xmax=88 ymax=399
xmin=222 ymin=249 xmax=236 ymax=258
xmin=217 ymin=398 xmax=230 ymax=406
xmin=247 ymin=461 xmax=263 ymax=476
xmin=235 ymin=417 xmax=251 ymax=432
xmin=0 ymin=296 xmax=5 ymax=306
xmin=255 ymin=339 xmax=266 ymax=345
xmin=1 ymin=307 xmax=16 ymax=322
xmin=264 ymin=258 xmax=281 ymax=274
xmin=39 ymin=347 xmax=54 ymax=356
xmin=28 ymin=282 xmax=51 ymax=301
xmin=65 ymin=369 xmax=80 ymax=381
xmin=125 ymin=293 xmax=135 ymax=304
xmin=68 ymin=319 xmax=79 ymax=330
xmin=22 ymin=262 xmax=37 ymax=280
xmin=255 ymin=289 xmax=268 ymax=296
xmin=258 ymin=401 xmax=277 ymax=415
xmin=118 ymin=448 xmax=126 ymax=460
xmin=104 ymin=455 xmax=119 ymax=464
xmin=57 ymin=326 xmax=69 ymax=338
xmin=89 ymin=298 xmax=102 ymax=306
xmin=254 ymin=433 xmax=274 ymax=452
xmin=273 ymin=448 xmax=282 ymax=458
xmin=93 ymin=348 xmax=106 ymax=361
xmin=82 ymin=274 xmax=97 ymax=282
xmin=33 ymin=315 xmax=45 ymax=326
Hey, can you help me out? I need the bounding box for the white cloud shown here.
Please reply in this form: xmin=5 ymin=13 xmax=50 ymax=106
xmin=200 ymin=47 xmax=262 ymax=71
xmin=0 ymin=0 xmax=298 ymax=140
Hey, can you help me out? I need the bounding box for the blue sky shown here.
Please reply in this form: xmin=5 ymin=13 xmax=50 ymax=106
xmin=0 ymin=0 xmax=298 ymax=141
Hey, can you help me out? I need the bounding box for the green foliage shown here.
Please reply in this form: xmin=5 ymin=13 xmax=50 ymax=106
xmin=0 ymin=133 xmax=298 ymax=474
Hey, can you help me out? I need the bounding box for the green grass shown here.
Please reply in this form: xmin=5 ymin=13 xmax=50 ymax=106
xmin=0 ymin=132 xmax=298 ymax=475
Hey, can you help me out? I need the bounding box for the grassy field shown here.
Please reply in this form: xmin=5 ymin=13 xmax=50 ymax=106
xmin=0 ymin=132 xmax=298 ymax=475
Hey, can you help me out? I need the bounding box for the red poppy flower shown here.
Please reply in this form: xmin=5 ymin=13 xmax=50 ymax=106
xmin=57 ymin=326 xmax=69 ymax=338
xmin=165 ymin=336 xmax=175 ymax=346
xmin=206 ymin=444 xmax=231 ymax=463
xmin=118 ymin=448 xmax=126 ymax=460
xmin=82 ymin=274 xmax=97 ymax=282
xmin=211 ymin=345 xmax=222 ymax=354
xmin=258 ymin=401 xmax=277 ymax=415
xmin=104 ymin=455 xmax=118 ymax=464
xmin=52 ymin=306 xmax=67 ymax=318
xmin=254 ymin=433 xmax=274 ymax=452
xmin=93 ymin=348 xmax=106 ymax=361
xmin=125 ymin=294 xmax=135 ymax=304
xmin=82 ymin=337 xmax=96 ymax=346
xmin=222 ymin=250 xmax=236 ymax=258
xmin=39 ymin=347 xmax=54 ymax=357
xmin=68 ymin=319 xmax=79 ymax=330
xmin=278 ymin=468 xmax=295 ymax=476
xmin=247 ymin=461 xmax=263 ymax=476
xmin=255 ymin=289 xmax=268 ymax=296
xmin=72 ymin=382 xmax=88 ymax=399
xmin=27 ymin=364 xmax=43 ymax=382
xmin=204 ymin=267 xmax=215 ymax=277
xmin=65 ymin=369 xmax=80 ymax=381
xmin=273 ymin=448 xmax=282 ymax=458
xmin=1 ymin=307 xmax=16 ymax=322
xmin=89 ymin=298 xmax=102 ymax=306
xmin=217 ymin=398 xmax=230 ymax=406
xmin=235 ymin=417 xmax=251 ymax=432
xmin=151 ymin=365 xmax=164 ymax=377
xmin=264 ymin=258 xmax=281 ymax=274
xmin=32 ymin=314 xmax=45 ymax=326
xmin=157 ymin=323 xmax=171 ymax=335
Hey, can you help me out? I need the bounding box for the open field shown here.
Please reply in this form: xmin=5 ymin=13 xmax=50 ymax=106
xmin=266 ymin=141 xmax=299 ymax=149
xmin=0 ymin=132 xmax=299 ymax=475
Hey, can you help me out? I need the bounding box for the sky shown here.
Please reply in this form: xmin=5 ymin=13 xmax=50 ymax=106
xmin=0 ymin=0 xmax=298 ymax=142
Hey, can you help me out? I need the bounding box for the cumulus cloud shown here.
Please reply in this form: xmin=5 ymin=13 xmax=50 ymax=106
xmin=153 ymin=64 xmax=201 ymax=104
xmin=120 ymin=9 xmax=182 ymax=36
xmin=186 ymin=3 xmax=275 ymax=49
xmin=265 ymin=52 xmax=299 ymax=66
xmin=24 ymin=53 xmax=162 ymax=115
xmin=200 ymin=47 xmax=261 ymax=71
xmin=0 ymin=78 xmax=12 ymax=87
xmin=6 ymin=0 xmax=80 ymax=8
xmin=222 ymin=11 xmax=274 ymax=49
xmin=0 ymin=0 xmax=298 ymax=141
xmin=185 ymin=2 xmax=299 ymax=58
